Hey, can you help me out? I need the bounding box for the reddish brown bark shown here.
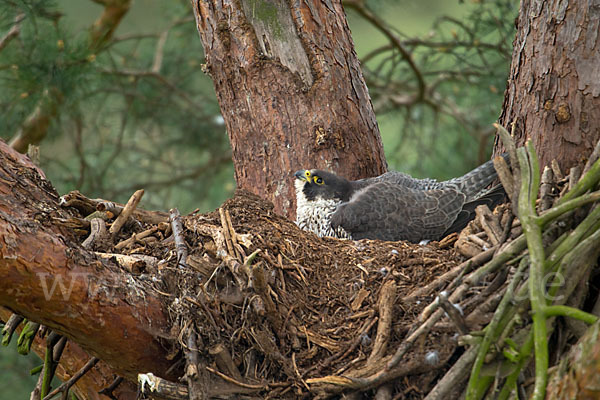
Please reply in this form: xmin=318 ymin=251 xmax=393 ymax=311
xmin=191 ymin=0 xmax=387 ymax=218
xmin=495 ymin=0 xmax=600 ymax=170
xmin=546 ymin=321 xmax=600 ymax=400
xmin=0 ymin=140 xmax=173 ymax=381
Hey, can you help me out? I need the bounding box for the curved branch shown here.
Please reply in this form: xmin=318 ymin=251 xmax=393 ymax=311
xmin=0 ymin=141 xmax=173 ymax=381
xmin=344 ymin=0 xmax=426 ymax=102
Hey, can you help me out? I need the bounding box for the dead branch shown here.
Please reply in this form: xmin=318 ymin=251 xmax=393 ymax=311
xmin=169 ymin=208 xmax=188 ymax=268
xmin=115 ymin=226 xmax=158 ymax=250
xmin=0 ymin=13 xmax=24 ymax=52
xmin=424 ymin=347 xmax=477 ymax=400
xmin=82 ymin=218 xmax=108 ymax=249
xmin=438 ymin=291 xmax=469 ymax=335
xmin=183 ymin=330 xmax=205 ymax=400
xmin=94 ymin=252 xmax=158 ymax=273
xmin=405 ymin=246 xmax=496 ymax=303
xmin=42 ymin=357 xmax=99 ymax=400
xmin=493 ymin=153 xmax=515 ymax=202
xmin=539 ymin=166 xmax=556 ymax=211
xmin=1 ymin=313 xmax=24 ymax=345
xmin=368 ymin=280 xmax=397 ymax=363
xmin=60 ymin=190 xmax=169 ymax=224
xmin=475 ymin=205 xmax=502 ymax=246
xmin=109 ymin=189 xmax=144 ymax=239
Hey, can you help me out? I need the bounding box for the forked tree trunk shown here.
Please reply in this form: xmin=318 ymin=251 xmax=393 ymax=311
xmin=190 ymin=0 xmax=387 ymax=218
xmin=495 ymin=0 xmax=600 ymax=170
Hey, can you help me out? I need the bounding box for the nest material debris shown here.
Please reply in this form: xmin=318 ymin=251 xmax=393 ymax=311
xmin=59 ymin=184 xmax=520 ymax=399
xmin=20 ymin=136 xmax=600 ymax=399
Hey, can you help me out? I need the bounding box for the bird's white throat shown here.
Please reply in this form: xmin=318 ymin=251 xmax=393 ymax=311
xmin=294 ymin=180 xmax=351 ymax=239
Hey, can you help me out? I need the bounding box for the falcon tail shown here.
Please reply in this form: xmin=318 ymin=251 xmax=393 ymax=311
xmin=448 ymin=153 xmax=509 ymax=202
xmin=442 ymin=184 xmax=507 ymax=237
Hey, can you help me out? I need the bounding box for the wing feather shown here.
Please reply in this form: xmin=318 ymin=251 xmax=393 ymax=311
xmin=331 ymin=181 xmax=466 ymax=242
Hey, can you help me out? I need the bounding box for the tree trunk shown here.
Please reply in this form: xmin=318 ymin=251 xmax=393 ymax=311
xmin=495 ymin=0 xmax=600 ymax=170
xmin=546 ymin=320 xmax=600 ymax=400
xmin=190 ymin=0 xmax=387 ymax=218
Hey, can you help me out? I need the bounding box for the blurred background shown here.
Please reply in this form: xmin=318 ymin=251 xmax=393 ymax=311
xmin=0 ymin=0 xmax=517 ymax=395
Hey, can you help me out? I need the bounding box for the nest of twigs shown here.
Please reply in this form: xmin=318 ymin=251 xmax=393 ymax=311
xmin=39 ymin=130 xmax=600 ymax=399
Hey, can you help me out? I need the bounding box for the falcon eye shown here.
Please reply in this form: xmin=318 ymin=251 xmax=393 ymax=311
xmin=314 ymin=176 xmax=324 ymax=185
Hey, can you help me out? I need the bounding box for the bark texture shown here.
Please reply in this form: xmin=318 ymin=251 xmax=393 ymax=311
xmin=546 ymin=320 xmax=600 ymax=400
xmin=496 ymin=0 xmax=600 ymax=170
xmin=0 ymin=140 xmax=173 ymax=381
xmin=191 ymin=0 xmax=387 ymax=218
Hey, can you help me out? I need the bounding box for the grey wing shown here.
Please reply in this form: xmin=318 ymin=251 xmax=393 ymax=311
xmin=330 ymin=182 xmax=466 ymax=242
xmin=360 ymin=172 xmax=445 ymax=190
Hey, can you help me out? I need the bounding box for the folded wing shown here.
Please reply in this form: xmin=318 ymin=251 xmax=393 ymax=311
xmin=330 ymin=181 xmax=467 ymax=242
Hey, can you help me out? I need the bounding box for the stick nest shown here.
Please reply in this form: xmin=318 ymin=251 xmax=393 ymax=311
xmin=59 ymin=136 xmax=600 ymax=399
xmin=159 ymin=190 xmax=464 ymax=398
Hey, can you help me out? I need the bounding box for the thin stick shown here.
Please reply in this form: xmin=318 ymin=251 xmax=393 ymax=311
xmin=42 ymin=357 xmax=99 ymax=400
xmin=539 ymin=166 xmax=555 ymax=211
xmin=582 ymin=138 xmax=600 ymax=175
xmin=115 ymin=226 xmax=158 ymax=250
xmin=368 ymin=281 xmax=397 ymax=363
xmin=183 ymin=330 xmax=203 ymax=400
xmin=404 ymin=246 xmax=495 ymax=303
xmin=1 ymin=314 xmax=24 ymax=346
xmin=0 ymin=13 xmax=23 ymax=52
xmin=559 ymin=156 xmax=600 ymax=204
xmin=98 ymin=376 xmax=123 ymax=399
xmin=438 ymin=292 xmax=468 ymax=335
xmin=206 ymin=366 xmax=266 ymax=390
xmin=169 ymin=208 xmax=188 ymax=268
xmin=424 ymin=346 xmax=478 ymax=400
xmin=82 ymin=218 xmax=107 ymax=249
xmin=493 ymin=154 xmax=515 ymax=202
xmin=109 ymin=189 xmax=144 ymax=238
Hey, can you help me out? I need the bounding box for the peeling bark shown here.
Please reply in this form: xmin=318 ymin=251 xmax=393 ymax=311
xmin=496 ymin=0 xmax=600 ymax=170
xmin=190 ymin=0 xmax=387 ymax=218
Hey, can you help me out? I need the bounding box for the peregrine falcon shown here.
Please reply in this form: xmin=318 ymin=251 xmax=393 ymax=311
xmin=294 ymin=156 xmax=506 ymax=242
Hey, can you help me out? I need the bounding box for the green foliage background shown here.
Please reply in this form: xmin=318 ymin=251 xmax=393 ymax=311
xmin=0 ymin=0 xmax=517 ymax=396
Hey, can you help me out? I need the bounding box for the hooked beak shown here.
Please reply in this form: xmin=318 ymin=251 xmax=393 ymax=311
xmin=295 ymin=170 xmax=308 ymax=182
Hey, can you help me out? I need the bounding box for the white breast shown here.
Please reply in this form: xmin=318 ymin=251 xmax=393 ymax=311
xmin=294 ymin=180 xmax=352 ymax=239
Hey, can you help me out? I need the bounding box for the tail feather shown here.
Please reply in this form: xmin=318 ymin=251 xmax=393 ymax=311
xmin=442 ymin=184 xmax=507 ymax=237
xmin=446 ymin=153 xmax=509 ymax=201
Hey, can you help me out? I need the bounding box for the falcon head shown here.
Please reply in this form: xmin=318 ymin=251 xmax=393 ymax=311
xmin=294 ymin=169 xmax=353 ymax=202
xmin=294 ymin=169 xmax=354 ymax=239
